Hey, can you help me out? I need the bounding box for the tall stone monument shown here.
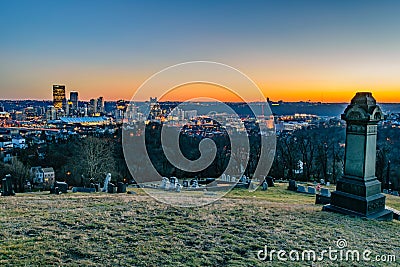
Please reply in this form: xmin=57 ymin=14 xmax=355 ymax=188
xmin=323 ymin=92 xmax=393 ymax=221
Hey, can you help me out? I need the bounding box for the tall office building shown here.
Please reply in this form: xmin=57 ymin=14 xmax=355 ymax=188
xmin=53 ymin=85 xmax=66 ymax=110
xmin=70 ymin=91 xmax=78 ymax=110
xmin=89 ymin=98 xmax=98 ymax=115
xmin=46 ymin=105 xmax=57 ymax=120
xmin=97 ymin=96 xmax=104 ymax=114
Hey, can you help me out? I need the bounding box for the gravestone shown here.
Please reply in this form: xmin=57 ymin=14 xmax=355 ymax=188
xmin=262 ymin=181 xmax=268 ymax=191
xmin=176 ymin=183 xmax=182 ymax=192
xmin=54 ymin=182 xmax=68 ymax=193
xmin=297 ymin=185 xmax=306 ymax=193
xmin=316 ymin=188 xmax=331 ymax=205
xmin=383 ymin=189 xmax=389 ymax=194
xmin=265 ymin=176 xmax=275 ymax=187
xmin=102 ymin=173 xmax=112 ymax=192
xmin=226 ymin=175 xmax=231 ymax=182
xmin=326 ymin=182 xmax=330 ymax=186
xmin=288 ymin=180 xmax=297 ymax=191
xmin=249 ymin=180 xmax=257 ymax=190
xmin=169 ymin=177 xmax=177 ymax=184
xmin=1 ymin=175 xmax=15 ymax=196
xmin=182 ymin=180 xmax=189 ymax=188
xmin=191 ymin=179 xmax=199 ymax=188
xmin=393 ymin=191 xmax=399 ymax=197
xmin=107 ymin=183 xmax=117 ymax=193
xmin=117 ymin=182 xmax=127 ymax=193
xmin=164 ymin=180 xmax=170 ymax=190
xmin=321 ymin=188 xmax=331 ymax=197
xmin=221 ymin=174 xmax=226 ymax=181
xmin=307 ymin=186 xmax=316 ymax=195
xmin=169 ymin=177 xmax=177 ymax=190
xmin=323 ymin=92 xmax=393 ymax=221
xmin=160 ymin=177 xmax=168 ymax=189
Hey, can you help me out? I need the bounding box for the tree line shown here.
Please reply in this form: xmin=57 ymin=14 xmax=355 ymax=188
xmin=0 ymin=129 xmax=131 ymax=192
xmin=268 ymin=123 xmax=400 ymax=190
xmin=1 ymin=122 xmax=399 ymax=193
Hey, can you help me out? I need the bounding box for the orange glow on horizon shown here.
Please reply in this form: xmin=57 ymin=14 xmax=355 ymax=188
xmin=158 ymin=83 xmax=249 ymax=103
xmin=16 ymin=64 xmax=394 ymax=103
xmin=40 ymin=75 xmax=399 ymax=103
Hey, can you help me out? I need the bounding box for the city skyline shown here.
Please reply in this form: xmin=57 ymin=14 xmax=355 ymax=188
xmin=1 ymin=83 xmax=399 ymax=104
xmin=1 ymin=1 xmax=400 ymax=102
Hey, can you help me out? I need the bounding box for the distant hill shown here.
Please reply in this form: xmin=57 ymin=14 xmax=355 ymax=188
xmin=1 ymin=100 xmax=400 ymax=118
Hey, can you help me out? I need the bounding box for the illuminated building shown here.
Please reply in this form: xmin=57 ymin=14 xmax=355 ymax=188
xmin=53 ymin=85 xmax=66 ymax=110
xmin=70 ymin=91 xmax=78 ymax=111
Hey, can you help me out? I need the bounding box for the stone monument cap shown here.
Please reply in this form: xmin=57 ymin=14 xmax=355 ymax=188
xmin=351 ymin=92 xmax=376 ymax=106
xmin=341 ymin=92 xmax=383 ymax=122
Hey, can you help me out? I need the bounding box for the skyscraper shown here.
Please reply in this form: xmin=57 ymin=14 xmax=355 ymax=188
xmin=97 ymin=96 xmax=104 ymax=114
xmin=53 ymin=85 xmax=66 ymax=110
xmin=89 ymin=98 xmax=97 ymax=115
xmin=70 ymin=91 xmax=78 ymax=111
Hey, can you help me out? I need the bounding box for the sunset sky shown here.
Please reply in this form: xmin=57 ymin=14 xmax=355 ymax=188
xmin=1 ymin=0 xmax=400 ymax=102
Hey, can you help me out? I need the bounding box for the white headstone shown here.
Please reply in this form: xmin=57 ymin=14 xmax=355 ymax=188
xmin=161 ymin=177 xmax=168 ymax=189
xmin=101 ymin=173 xmax=111 ymax=192
xmin=321 ymin=188 xmax=331 ymax=197
xmin=221 ymin=174 xmax=226 ymax=181
xmin=176 ymin=184 xmax=182 ymax=192
xmin=165 ymin=180 xmax=170 ymax=191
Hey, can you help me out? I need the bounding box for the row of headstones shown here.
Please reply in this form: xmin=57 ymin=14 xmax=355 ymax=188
xmin=383 ymin=189 xmax=399 ymax=197
xmin=160 ymin=177 xmax=183 ymax=192
xmin=221 ymin=174 xmax=261 ymax=184
xmin=288 ymin=180 xmax=331 ymax=197
xmin=72 ymin=182 xmax=127 ymax=194
xmin=220 ymin=174 xmax=237 ymax=183
xmin=107 ymin=182 xmax=127 ymax=194
xmin=315 ymin=179 xmax=331 ymax=186
xmin=297 ymin=185 xmax=316 ymax=195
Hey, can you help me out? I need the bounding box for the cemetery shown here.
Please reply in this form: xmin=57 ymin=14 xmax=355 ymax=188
xmin=0 ymin=92 xmax=399 ymax=266
xmin=1 ymin=182 xmax=399 ymax=266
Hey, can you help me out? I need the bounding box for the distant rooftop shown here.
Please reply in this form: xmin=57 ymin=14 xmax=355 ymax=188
xmin=59 ymin=116 xmax=109 ymax=125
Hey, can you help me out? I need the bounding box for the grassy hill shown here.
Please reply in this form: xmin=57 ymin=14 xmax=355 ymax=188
xmin=0 ymin=184 xmax=399 ymax=266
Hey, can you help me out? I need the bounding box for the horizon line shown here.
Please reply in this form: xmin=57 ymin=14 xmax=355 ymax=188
xmin=2 ymin=98 xmax=400 ymax=104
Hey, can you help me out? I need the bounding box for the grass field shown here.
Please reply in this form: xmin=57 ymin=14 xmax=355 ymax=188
xmin=0 ymin=183 xmax=399 ymax=266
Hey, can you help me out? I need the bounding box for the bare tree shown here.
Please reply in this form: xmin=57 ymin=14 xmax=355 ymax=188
xmin=8 ymin=157 xmax=29 ymax=193
xmin=79 ymin=136 xmax=115 ymax=183
xmin=376 ymin=143 xmax=391 ymax=187
xmin=295 ymin=130 xmax=316 ymax=182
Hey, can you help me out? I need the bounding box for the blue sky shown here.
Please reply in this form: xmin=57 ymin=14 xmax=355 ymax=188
xmin=1 ymin=0 xmax=400 ymax=101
